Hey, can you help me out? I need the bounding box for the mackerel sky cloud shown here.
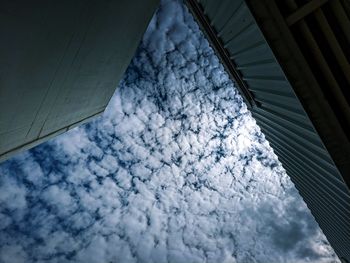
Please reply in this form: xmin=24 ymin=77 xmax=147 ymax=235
xmin=0 ymin=0 xmax=339 ymax=262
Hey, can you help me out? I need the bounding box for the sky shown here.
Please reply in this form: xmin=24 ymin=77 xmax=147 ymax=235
xmin=0 ymin=0 xmax=340 ymax=262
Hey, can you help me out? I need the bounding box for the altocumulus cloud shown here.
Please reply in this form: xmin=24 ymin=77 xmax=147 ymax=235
xmin=0 ymin=0 xmax=340 ymax=262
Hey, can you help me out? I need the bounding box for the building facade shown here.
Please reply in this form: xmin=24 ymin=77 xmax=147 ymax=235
xmin=186 ymin=0 xmax=350 ymax=261
xmin=1 ymin=0 xmax=350 ymax=261
xmin=0 ymin=0 xmax=159 ymax=162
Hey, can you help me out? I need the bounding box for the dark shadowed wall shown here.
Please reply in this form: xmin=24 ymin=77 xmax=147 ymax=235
xmin=0 ymin=0 xmax=159 ymax=162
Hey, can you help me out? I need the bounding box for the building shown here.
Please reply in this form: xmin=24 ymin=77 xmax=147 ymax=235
xmin=0 ymin=0 xmax=159 ymax=162
xmin=186 ymin=0 xmax=350 ymax=261
xmin=1 ymin=0 xmax=350 ymax=261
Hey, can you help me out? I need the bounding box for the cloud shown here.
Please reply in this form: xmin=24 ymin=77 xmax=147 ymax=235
xmin=0 ymin=0 xmax=339 ymax=262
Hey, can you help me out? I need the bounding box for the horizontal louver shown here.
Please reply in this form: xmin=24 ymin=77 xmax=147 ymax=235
xmin=186 ymin=0 xmax=350 ymax=260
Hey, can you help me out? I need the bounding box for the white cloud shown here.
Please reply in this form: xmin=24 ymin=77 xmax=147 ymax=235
xmin=0 ymin=245 xmax=27 ymax=263
xmin=0 ymin=0 xmax=339 ymax=262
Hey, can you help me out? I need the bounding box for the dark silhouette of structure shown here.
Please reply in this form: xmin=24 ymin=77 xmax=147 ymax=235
xmin=186 ymin=0 xmax=350 ymax=261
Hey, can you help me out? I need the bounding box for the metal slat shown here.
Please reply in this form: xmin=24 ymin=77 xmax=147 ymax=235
xmin=258 ymin=119 xmax=341 ymax=177
xmin=238 ymin=62 xmax=284 ymax=78
xmin=217 ymin=1 xmax=246 ymax=37
xmin=226 ymin=27 xmax=263 ymax=56
xmin=219 ymin=3 xmax=254 ymax=43
xmin=203 ymin=0 xmax=220 ymax=16
xmin=281 ymin=176 xmax=350 ymax=246
xmin=258 ymin=121 xmax=341 ymax=182
xmin=186 ymin=0 xmax=350 ymax=259
xmin=280 ymin=167 xmax=350 ymax=243
xmin=282 ymin=163 xmax=350 ymax=215
xmin=258 ymin=104 xmax=312 ymax=132
xmin=209 ymin=1 xmax=239 ymax=27
xmin=253 ymin=106 xmax=314 ymax=134
xmin=256 ymin=98 xmax=304 ymax=116
xmin=186 ymin=0 xmax=255 ymax=107
xmin=274 ymin=149 xmax=350 ymax=209
xmin=283 ymin=179 xmax=350 ymax=235
xmin=248 ymin=84 xmax=294 ymax=97
xmin=266 ymin=133 xmax=349 ymax=193
xmin=253 ymin=107 xmax=327 ymax=150
xmin=252 ymin=88 xmax=297 ymax=104
xmin=253 ymin=97 xmax=304 ymax=116
xmin=230 ymin=43 xmax=274 ymax=68
xmin=229 ymin=40 xmax=265 ymax=59
xmin=237 ymin=59 xmax=276 ymax=69
xmin=214 ymin=1 xmax=243 ymax=34
xmin=224 ymin=22 xmax=256 ymax=49
xmin=272 ymin=148 xmax=350 ymax=229
xmin=253 ymin=110 xmax=331 ymax=159
xmin=257 ymin=118 xmax=340 ymax=173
